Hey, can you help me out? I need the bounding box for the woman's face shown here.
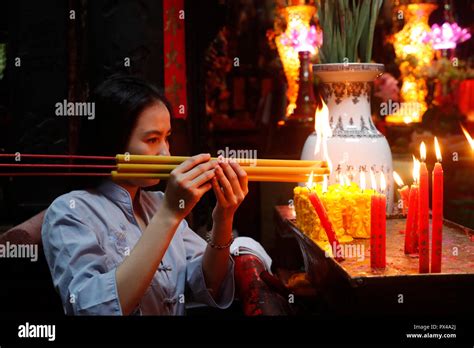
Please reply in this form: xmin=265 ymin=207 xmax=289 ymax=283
xmin=123 ymin=101 xmax=171 ymax=188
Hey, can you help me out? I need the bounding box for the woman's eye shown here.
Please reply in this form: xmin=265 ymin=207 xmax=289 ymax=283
xmin=147 ymin=138 xmax=158 ymax=144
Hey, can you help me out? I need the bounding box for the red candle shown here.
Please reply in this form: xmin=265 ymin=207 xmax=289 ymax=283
xmin=418 ymin=142 xmax=430 ymax=273
xmin=393 ymin=171 xmax=409 ymax=215
xmin=431 ymin=137 xmax=443 ymax=273
xmin=308 ymin=191 xmax=344 ymax=261
xmin=405 ymin=184 xmax=419 ymax=254
xmin=378 ymin=189 xmax=387 ymax=269
xmin=404 ymin=158 xmax=419 ymax=254
xmin=370 ymin=194 xmax=380 ymax=268
xmin=370 ymin=171 xmax=386 ymax=269
xmin=399 ymin=186 xmax=410 ymax=215
xmin=304 ymin=172 xmax=343 ymax=262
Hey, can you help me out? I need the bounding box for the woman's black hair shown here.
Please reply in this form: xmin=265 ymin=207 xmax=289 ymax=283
xmin=79 ymin=75 xmax=173 ymax=157
xmin=75 ymin=75 xmax=173 ymax=188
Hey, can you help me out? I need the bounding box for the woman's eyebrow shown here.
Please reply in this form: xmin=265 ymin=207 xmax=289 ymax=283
xmin=143 ymin=129 xmax=171 ymax=137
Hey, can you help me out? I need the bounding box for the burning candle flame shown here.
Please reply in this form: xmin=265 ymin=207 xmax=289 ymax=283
xmin=360 ymin=171 xmax=366 ymax=191
xmin=370 ymin=169 xmax=377 ymax=191
xmin=393 ymin=171 xmax=404 ymax=187
xmin=344 ymin=174 xmax=351 ymax=186
xmin=314 ymin=100 xmax=332 ymax=157
xmin=339 ymin=174 xmax=344 ymax=186
xmin=412 ymin=156 xmax=420 ymax=183
xmin=420 ymin=142 xmax=427 ymax=162
xmin=460 ymin=124 xmax=474 ymax=151
xmin=318 ymin=100 xmax=331 ymax=135
xmin=380 ymin=172 xmax=386 ymax=193
xmin=326 ymin=157 xmax=333 ymax=175
xmin=306 ymin=171 xmax=314 ymax=188
xmin=314 ymin=113 xmax=320 ymax=155
xmin=322 ymin=175 xmax=328 ymax=193
xmin=434 ymin=136 xmax=442 ymax=162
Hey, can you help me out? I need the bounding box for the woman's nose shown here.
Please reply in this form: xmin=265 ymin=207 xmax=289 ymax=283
xmin=158 ymin=141 xmax=170 ymax=156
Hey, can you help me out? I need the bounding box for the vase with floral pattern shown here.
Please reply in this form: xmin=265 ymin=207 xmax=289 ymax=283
xmin=301 ymin=63 xmax=394 ymax=212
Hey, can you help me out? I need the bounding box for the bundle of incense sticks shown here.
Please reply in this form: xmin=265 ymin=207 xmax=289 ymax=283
xmin=112 ymin=154 xmax=329 ymax=183
xmin=0 ymin=153 xmax=329 ymax=183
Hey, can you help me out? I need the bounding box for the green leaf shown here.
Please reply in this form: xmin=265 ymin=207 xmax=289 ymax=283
xmin=359 ymin=0 xmax=383 ymax=62
xmin=317 ymin=0 xmax=382 ymax=63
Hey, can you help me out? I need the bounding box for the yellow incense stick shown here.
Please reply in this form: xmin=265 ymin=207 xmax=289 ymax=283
xmin=110 ymin=171 xmax=322 ymax=183
xmin=116 ymin=163 xmax=330 ymax=175
xmin=116 ymin=154 xmax=327 ymax=168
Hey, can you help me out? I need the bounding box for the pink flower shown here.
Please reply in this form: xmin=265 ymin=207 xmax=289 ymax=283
xmin=374 ymin=73 xmax=400 ymax=102
xmin=422 ymin=22 xmax=471 ymax=50
xmin=279 ymin=25 xmax=323 ymax=53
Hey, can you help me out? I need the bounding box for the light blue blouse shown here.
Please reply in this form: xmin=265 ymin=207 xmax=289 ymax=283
xmin=41 ymin=180 xmax=235 ymax=315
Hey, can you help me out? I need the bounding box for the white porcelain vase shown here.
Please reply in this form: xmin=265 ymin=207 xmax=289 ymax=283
xmin=301 ymin=63 xmax=394 ymax=212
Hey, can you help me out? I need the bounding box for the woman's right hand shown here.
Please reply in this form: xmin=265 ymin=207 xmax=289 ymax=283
xmin=162 ymin=153 xmax=218 ymax=221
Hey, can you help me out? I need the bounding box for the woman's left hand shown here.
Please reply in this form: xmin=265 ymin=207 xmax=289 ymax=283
xmin=211 ymin=159 xmax=248 ymax=223
xmin=204 ymin=159 xmax=247 ymax=296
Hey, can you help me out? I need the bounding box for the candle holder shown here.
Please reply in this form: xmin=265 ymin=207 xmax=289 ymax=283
xmin=387 ymin=2 xmax=438 ymax=124
xmin=287 ymin=51 xmax=317 ymax=123
xmin=274 ymin=4 xmax=320 ymax=117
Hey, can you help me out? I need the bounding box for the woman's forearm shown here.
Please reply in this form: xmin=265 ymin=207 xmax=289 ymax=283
xmin=202 ymin=216 xmax=233 ymax=299
xmin=116 ymin=202 xmax=181 ymax=315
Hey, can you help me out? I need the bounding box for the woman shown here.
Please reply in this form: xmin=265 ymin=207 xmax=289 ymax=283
xmin=42 ymin=76 xmax=248 ymax=315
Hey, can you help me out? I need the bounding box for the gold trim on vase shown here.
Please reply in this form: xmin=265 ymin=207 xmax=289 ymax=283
xmin=313 ymin=63 xmax=384 ymax=73
xmin=321 ymin=81 xmax=372 ymax=105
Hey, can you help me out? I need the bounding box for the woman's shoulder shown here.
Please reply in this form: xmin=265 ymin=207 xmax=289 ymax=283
xmin=49 ymin=188 xmax=99 ymax=208
xmin=44 ymin=188 xmax=103 ymax=223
